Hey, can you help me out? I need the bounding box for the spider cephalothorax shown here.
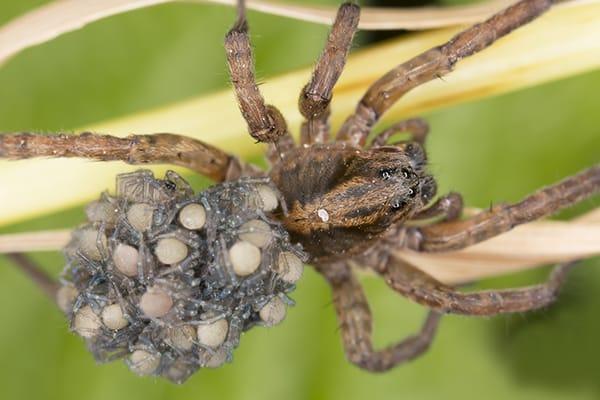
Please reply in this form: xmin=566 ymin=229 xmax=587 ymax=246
xmin=270 ymin=142 xmax=435 ymax=263
xmin=1 ymin=0 xmax=599 ymax=381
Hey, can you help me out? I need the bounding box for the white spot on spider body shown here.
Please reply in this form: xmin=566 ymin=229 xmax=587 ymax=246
xmin=112 ymin=243 xmax=139 ymax=276
xmin=229 ymin=241 xmax=261 ymax=276
xmin=277 ymin=251 xmax=304 ymax=284
xmin=259 ymin=296 xmax=286 ymax=327
xmin=139 ymin=286 xmax=173 ymax=318
xmin=73 ymin=305 xmax=102 ymax=338
xmin=155 ymin=238 xmax=188 ymax=265
xmin=56 ymin=284 xmax=78 ymax=313
xmin=128 ymin=350 xmax=161 ymax=376
xmin=256 ymin=185 xmax=278 ymax=212
xmin=197 ymin=318 xmax=229 ymax=348
xmin=167 ymin=325 xmax=197 ymax=351
xmin=78 ymin=229 xmax=107 ymax=261
xmin=101 ymin=303 xmax=129 ymax=330
xmin=85 ymin=201 xmax=117 ymax=225
xmin=127 ymin=203 xmax=154 ymax=232
xmin=317 ymin=208 xmax=330 ymax=222
xmin=178 ymin=203 xmax=206 ymax=230
xmin=239 ymin=219 xmax=272 ymax=248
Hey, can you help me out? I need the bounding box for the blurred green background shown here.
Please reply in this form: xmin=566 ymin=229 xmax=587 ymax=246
xmin=0 ymin=0 xmax=599 ymax=399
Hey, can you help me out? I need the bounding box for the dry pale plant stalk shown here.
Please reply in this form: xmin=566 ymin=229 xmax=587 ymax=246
xmin=396 ymin=208 xmax=600 ymax=284
xmin=0 ymin=0 xmax=534 ymax=66
xmin=1 ymin=208 xmax=598 ymax=285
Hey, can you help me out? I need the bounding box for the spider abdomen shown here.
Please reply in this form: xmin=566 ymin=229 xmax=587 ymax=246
xmin=58 ymin=170 xmax=306 ymax=383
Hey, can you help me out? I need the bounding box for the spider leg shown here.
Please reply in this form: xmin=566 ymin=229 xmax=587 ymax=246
xmin=225 ymin=0 xmax=289 ymax=144
xmin=370 ymin=118 xmax=429 ymax=148
xmin=4 ymin=253 xmax=59 ymax=302
xmin=411 ymin=192 xmax=463 ymax=222
xmin=0 ymin=132 xmax=247 ymax=182
xmin=316 ymin=262 xmax=442 ymax=371
xmin=299 ymin=2 xmax=359 ymax=146
xmin=336 ymin=0 xmax=553 ymax=146
xmin=370 ymin=253 xmax=576 ymax=316
xmin=406 ymin=165 xmax=600 ymax=252
xmin=265 ymin=134 xmax=296 ymax=167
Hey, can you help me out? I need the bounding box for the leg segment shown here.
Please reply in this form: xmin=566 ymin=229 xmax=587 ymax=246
xmin=337 ymin=0 xmax=553 ymax=145
xmin=299 ymin=2 xmax=359 ymax=145
xmin=411 ymin=192 xmax=463 ymax=222
xmin=5 ymin=253 xmax=59 ymax=302
xmin=0 ymin=132 xmax=244 ymax=182
xmin=370 ymin=118 xmax=429 ymax=148
xmin=371 ymin=253 xmax=576 ymax=316
xmin=299 ymin=111 xmax=331 ymax=146
xmin=406 ymin=165 xmax=600 ymax=252
xmin=225 ymin=0 xmax=288 ymax=143
xmin=266 ymin=134 xmax=296 ymax=166
xmin=316 ymin=262 xmax=442 ymax=371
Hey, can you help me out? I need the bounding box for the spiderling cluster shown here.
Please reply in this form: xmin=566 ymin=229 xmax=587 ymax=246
xmin=55 ymin=170 xmax=306 ymax=383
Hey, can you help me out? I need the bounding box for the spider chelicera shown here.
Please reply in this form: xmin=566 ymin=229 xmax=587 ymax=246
xmin=0 ymin=0 xmax=599 ymax=375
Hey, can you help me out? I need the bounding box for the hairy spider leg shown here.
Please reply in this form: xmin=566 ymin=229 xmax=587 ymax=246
xmin=336 ymin=0 xmax=554 ymax=146
xmin=369 ymin=118 xmax=430 ymax=148
xmin=0 ymin=132 xmax=246 ymax=181
xmin=411 ymin=192 xmax=463 ymax=222
xmin=317 ymin=262 xmax=441 ymax=371
xmin=225 ymin=0 xmax=289 ymax=145
xmin=298 ymin=2 xmax=360 ymax=146
xmin=406 ymin=165 xmax=600 ymax=252
xmin=224 ymin=0 xmax=296 ymax=169
xmin=370 ymin=254 xmax=576 ymax=316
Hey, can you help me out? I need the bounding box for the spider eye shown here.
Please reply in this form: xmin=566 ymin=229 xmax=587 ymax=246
xmin=401 ymin=167 xmax=411 ymax=179
xmin=407 ymin=188 xmax=418 ymax=198
xmin=379 ymin=168 xmax=397 ymax=180
xmin=391 ymin=200 xmax=406 ymax=211
xmin=162 ymin=180 xmax=177 ymax=191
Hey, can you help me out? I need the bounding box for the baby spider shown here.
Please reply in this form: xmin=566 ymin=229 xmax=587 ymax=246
xmin=1 ymin=0 xmax=599 ymax=381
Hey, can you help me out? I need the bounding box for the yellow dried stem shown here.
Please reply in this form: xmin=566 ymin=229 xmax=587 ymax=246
xmin=395 ymin=208 xmax=600 ymax=284
xmin=0 ymin=230 xmax=72 ymax=254
xmin=1 ymin=209 xmax=599 ymax=284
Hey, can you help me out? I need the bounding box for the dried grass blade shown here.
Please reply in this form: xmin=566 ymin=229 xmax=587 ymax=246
xmin=1 ymin=209 xmax=598 ymax=284
xmin=0 ymin=0 xmax=586 ymax=67
xmin=396 ymin=209 xmax=600 ymax=284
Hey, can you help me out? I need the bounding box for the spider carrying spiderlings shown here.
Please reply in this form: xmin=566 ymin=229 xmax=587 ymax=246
xmin=0 ymin=0 xmax=599 ymax=382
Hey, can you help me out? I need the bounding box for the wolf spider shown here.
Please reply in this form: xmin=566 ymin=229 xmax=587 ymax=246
xmin=1 ymin=0 xmax=599 ymax=373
